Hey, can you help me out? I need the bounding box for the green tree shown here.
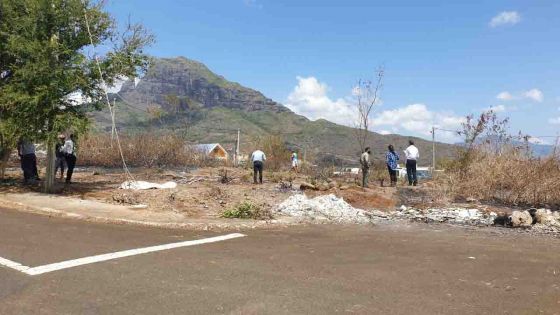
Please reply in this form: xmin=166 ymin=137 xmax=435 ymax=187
xmin=0 ymin=0 xmax=154 ymax=191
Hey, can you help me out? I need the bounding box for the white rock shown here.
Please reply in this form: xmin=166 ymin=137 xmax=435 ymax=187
xmin=511 ymin=210 xmax=533 ymax=227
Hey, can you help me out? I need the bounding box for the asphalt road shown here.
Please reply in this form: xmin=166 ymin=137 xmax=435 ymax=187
xmin=1 ymin=208 xmax=560 ymax=315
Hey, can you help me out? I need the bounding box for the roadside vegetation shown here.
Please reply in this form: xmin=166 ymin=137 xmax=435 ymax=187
xmin=221 ymin=201 xmax=272 ymax=220
xmin=434 ymin=111 xmax=560 ymax=208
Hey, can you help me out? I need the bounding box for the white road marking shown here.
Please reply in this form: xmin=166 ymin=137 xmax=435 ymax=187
xmin=0 ymin=233 xmax=245 ymax=276
xmin=0 ymin=256 xmax=31 ymax=272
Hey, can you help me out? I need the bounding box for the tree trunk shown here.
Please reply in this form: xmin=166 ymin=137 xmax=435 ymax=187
xmin=0 ymin=151 xmax=9 ymax=180
xmin=43 ymin=140 xmax=56 ymax=193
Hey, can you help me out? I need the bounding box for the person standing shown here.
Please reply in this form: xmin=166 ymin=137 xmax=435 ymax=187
xmin=17 ymin=139 xmax=39 ymax=183
xmin=360 ymin=147 xmax=372 ymax=188
xmin=63 ymin=134 xmax=77 ymax=184
xmin=55 ymin=135 xmax=66 ymax=180
xmin=251 ymin=149 xmax=266 ymax=184
xmin=386 ymin=145 xmax=400 ymax=187
xmin=404 ymin=140 xmax=419 ymax=186
xmin=291 ymin=151 xmax=299 ymax=173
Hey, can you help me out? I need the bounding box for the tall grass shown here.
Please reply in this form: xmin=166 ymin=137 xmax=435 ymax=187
xmin=436 ymin=147 xmax=560 ymax=207
xmin=78 ymin=132 xmax=216 ymax=168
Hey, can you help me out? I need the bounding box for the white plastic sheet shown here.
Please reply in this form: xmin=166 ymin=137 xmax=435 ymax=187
xmin=120 ymin=181 xmax=177 ymax=190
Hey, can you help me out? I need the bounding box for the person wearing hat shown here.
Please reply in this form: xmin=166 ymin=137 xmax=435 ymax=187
xmin=55 ymin=134 xmax=66 ymax=180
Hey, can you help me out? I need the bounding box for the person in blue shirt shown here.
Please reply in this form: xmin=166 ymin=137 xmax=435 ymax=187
xmin=385 ymin=144 xmax=400 ymax=187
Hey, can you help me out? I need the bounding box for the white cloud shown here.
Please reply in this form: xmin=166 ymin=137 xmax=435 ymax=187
xmin=485 ymin=104 xmax=507 ymax=113
xmin=523 ymin=88 xmax=544 ymax=102
xmin=549 ymin=117 xmax=560 ymax=125
xmin=64 ymin=91 xmax=90 ymax=106
xmin=285 ymin=76 xmax=355 ymax=126
xmin=371 ymin=104 xmax=465 ymax=143
xmin=489 ymin=11 xmax=521 ymax=27
xmin=496 ymin=91 xmax=514 ymax=101
xmin=496 ymin=88 xmax=544 ymax=103
xmin=377 ymin=130 xmax=392 ymax=135
xmin=243 ymin=0 xmax=262 ymax=8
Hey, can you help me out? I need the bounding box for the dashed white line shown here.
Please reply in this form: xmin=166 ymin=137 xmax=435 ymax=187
xmin=0 ymin=233 xmax=246 ymax=276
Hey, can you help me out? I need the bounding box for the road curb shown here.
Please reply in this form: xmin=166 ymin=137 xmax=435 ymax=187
xmin=0 ymin=197 xmax=297 ymax=231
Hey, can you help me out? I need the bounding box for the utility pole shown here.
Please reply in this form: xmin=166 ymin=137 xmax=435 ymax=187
xmin=235 ymin=128 xmax=240 ymax=166
xmin=432 ymin=126 xmax=436 ymax=174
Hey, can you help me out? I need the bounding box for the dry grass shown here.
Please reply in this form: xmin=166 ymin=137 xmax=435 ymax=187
xmin=436 ymin=147 xmax=560 ymax=207
xmin=78 ymin=132 xmax=216 ymax=168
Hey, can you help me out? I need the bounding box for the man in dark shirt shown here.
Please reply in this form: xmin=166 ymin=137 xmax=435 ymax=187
xmin=55 ymin=135 xmax=66 ymax=180
xmin=17 ymin=139 xmax=39 ymax=183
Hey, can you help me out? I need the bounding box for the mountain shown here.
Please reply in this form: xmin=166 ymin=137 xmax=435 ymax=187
xmin=95 ymin=56 xmax=456 ymax=166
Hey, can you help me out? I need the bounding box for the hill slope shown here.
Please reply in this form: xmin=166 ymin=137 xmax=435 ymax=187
xmin=95 ymin=57 xmax=456 ymax=166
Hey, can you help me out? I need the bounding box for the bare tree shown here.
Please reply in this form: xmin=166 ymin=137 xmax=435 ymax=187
xmin=354 ymin=67 xmax=384 ymax=152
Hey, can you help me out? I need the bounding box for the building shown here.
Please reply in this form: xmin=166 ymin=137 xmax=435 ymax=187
xmin=192 ymin=143 xmax=229 ymax=160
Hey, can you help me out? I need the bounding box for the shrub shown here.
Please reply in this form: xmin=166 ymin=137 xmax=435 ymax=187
xmin=221 ymin=201 xmax=272 ymax=220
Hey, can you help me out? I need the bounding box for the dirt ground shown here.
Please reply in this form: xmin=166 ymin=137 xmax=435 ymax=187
xmin=0 ymin=163 xmax=528 ymax=221
xmin=0 ymin=166 xmax=404 ymax=219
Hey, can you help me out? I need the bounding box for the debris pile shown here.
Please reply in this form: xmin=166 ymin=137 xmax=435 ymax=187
xmin=275 ymin=194 xmax=387 ymax=224
xmin=394 ymin=206 xmax=497 ymax=226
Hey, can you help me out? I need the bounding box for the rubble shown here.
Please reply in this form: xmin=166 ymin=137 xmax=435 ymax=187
xmin=299 ymin=182 xmax=316 ymax=191
xmin=393 ymin=206 xmax=497 ymax=226
xmin=275 ymin=194 xmax=387 ymax=224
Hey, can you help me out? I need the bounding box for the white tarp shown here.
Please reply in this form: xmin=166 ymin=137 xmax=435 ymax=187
xmin=120 ymin=181 xmax=177 ymax=190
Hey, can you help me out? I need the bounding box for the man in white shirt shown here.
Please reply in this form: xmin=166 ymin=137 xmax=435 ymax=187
xmin=251 ymin=149 xmax=266 ymax=184
xmin=404 ymin=140 xmax=419 ymax=186
xmin=63 ymin=134 xmax=77 ymax=184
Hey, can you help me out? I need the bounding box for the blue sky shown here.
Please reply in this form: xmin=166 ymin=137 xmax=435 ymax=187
xmin=106 ymin=0 xmax=559 ymax=143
